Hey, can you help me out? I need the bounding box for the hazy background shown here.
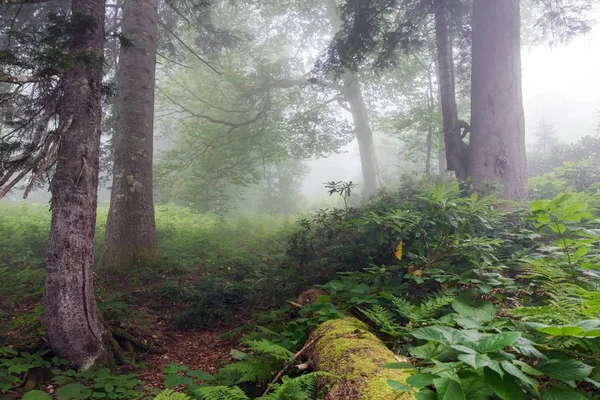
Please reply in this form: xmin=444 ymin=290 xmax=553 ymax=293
xmin=302 ymin=9 xmax=600 ymax=198
xmin=6 ymin=8 xmax=600 ymax=204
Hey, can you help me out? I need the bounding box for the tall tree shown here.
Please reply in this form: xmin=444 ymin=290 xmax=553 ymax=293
xmin=44 ymin=0 xmax=109 ymax=369
xmin=434 ymin=0 xmax=468 ymax=179
xmin=324 ymin=0 xmax=383 ymax=194
xmin=468 ymin=0 xmax=527 ymax=200
xmin=100 ymin=0 xmax=159 ymax=269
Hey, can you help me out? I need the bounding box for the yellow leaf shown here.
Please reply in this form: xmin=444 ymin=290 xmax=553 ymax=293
xmin=394 ymin=241 xmax=403 ymax=260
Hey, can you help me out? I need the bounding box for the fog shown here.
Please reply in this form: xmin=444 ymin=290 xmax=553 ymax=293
xmin=302 ymin=9 xmax=600 ymax=200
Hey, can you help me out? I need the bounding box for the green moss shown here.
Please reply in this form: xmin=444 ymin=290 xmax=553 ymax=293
xmin=311 ymin=317 xmax=414 ymax=399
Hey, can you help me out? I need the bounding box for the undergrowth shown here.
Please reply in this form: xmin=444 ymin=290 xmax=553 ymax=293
xmin=2 ymin=178 xmax=600 ymax=399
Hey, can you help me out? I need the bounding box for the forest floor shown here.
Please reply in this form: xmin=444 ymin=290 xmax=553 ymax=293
xmin=118 ymin=306 xmax=256 ymax=390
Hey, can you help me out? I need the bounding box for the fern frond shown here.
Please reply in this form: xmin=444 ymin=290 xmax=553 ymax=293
xmin=242 ymin=340 xmax=294 ymax=361
xmin=359 ymin=305 xmax=403 ymax=335
xmin=154 ymin=389 xmax=192 ymax=400
xmin=220 ymin=360 xmax=273 ymax=384
xmin=263 ymin=372 xmax=335 ymax=400
xmin=194 ymin=385 xmax=250 ymax=400
xmin=416 ymin=289 xmax=456 ymax=320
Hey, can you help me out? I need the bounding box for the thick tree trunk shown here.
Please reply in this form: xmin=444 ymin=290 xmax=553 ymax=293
xmin=434 ymin=0 xmax=468 ymax=180
xmin=44 ymin=0 xmax=108 ymax=370
xmin=469 ymin=0 xmax=527 ymax=200
xmin=324 ymin=0 xmax=382 ymax=195
xmin=100 ymin=0 xmax=159 ymax=269
xmin=308 ymin=317 xmax=413 ymax=399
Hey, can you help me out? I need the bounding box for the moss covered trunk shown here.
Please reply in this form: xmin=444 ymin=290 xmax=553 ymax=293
xmin=308 ymin=317 xmax=413 ymax=400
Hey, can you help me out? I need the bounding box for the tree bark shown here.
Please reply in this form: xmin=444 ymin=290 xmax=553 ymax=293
xmin=100 ymin=0 xmax=159 ymax=269
xmin=44 ymin=0 xmax=108 ymax=370
xmin=324 ymin=0 xmax=382 ymax=195
xmin=469 ymin=0 xmax=528 ymax=200
xmin=434 ymin=0 xmax=468 ymax=180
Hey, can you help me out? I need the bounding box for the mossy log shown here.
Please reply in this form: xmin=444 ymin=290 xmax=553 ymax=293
xmin=308 ymin=317 xmax=414 ymax=400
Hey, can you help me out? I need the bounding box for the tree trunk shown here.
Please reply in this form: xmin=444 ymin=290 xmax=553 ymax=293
xmin=324 ymin=0 xmax=382 ymax=195
xmin=308 ymin=317 xmax=413 ymax=399
xmin=44 ymin=0 xmax=108 ymax=370
xmin=343 ymin=76 xmax=382 ymax=195
xmin=469 ymin=0 xmax=527 ymax=200
xmin=434 ymin=0 xmax=468 ymax=180
xmin=100 ymin=0 xmax=159 ymax=269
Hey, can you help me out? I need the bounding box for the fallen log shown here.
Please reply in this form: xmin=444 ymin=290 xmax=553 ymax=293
xmin=308 ymin=316 xmax=414 ymax=400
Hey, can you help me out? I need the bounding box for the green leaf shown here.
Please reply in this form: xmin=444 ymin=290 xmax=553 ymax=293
xmin=387 ymin=379 xmax=413 ymax=392
xmin=411 ymin=326 xmax=465 ymax=344
xmin=56 ymin=383 xmax=90 ymax=400
xmin=483 ymin=368 xmax=524 ymax=400
xmin=104 ymin=383 xmax=114 ymax=393
xmin=476 ymin=332 xmax=521 ymax=353
xmin=433 ymin=378 xmax=465 ymax=400
xmin=537 ymin=359 xmax=593 ymax=381
xmin=452 ymin=296 xmax=496 ymax=322
xmin=461 ymin=376 xmax=492 ymax=400
xmin=23 ymin=390 xmax=52 ymax=400
xmin=500 ymin=361 xmax=538 ymax=391
xmin=415 ymin=389 xmax=437 ymax=400
xmin=164 ymin=373 xmax=183 ymax=389
xmin=383 ymin=362 xmax=415 ymax=370
xmin=407 ymin=373 xmax=436 ymax=389
xmin=541 ymin=386 xmax=588 ymax=400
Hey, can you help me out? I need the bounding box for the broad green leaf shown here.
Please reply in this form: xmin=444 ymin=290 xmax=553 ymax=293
xmin=461 ymin=376 xmax=492 ymax=400
xmin=23 ymin=390 xmax=52 ymax=400
xmin=500 ymin=361 xmax=538 ymax=391
xmin=476 ymin=332 xmax=521 ymax=353
xmin=164 ymin=373 xmax=184 ymax=389
xmin=433 ymin=377 xmax=466 ymax=400
xmin=537 ymin=359 xmax=593 ymax=381
xmin=541 ymin=386 xmax=588 ymax=400
xmin=577 ymin=320 xmax=600 ymax=330
xmin=452 ymin=296 xmax=496 ymax=322
xmin=56 ymin=383 xmax=90 ymax=400
xmin=572 ymin=246 xmax=589 ymax=259
xmin=451 ymin=344 xmax=477 ymax=354
xmin=457 ymin=354 xmax=491 ymax=370
xmin=387 ymin=379 xmax=413 ymax=392
xmin=483 ymin=368 xmax=525 ymax=400
xmin=407 ymin=373 xmax=436 ymax=389
xmin=512 ymin=360 xmax=543 ymax=376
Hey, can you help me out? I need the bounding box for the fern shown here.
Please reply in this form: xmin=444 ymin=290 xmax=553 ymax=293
xmin=242 ymin=340 xmax=294 ymax=361
xmin=194 ymin=386 xmax=250 ymax=400
xmin=390 ymin=289 xmax=456 ymax=323
xmin=359 ymin=305 xmax=403 ymax=336
xmin=220 ymin=360 xmax=273 ymax=384
xmin=154 ymin=389 xmax=192 ymax=400
xmin=263 ymin=372 xmax=334 ymax=400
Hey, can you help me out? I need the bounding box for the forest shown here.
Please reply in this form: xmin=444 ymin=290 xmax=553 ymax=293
xmin=1 ymin=0 xmax=600 ymax=399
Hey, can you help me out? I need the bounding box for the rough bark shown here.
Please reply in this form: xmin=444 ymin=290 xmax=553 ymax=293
xmin=324 ymin=0 xmax=382 ymax=195
xmin=100 ymin=0 xmax=159 ymax=269
xmin=469 ymin=0 xmax=528 ymax=200
xmin=308 ymin=317 xmax=413 ymax=400
xmin=43 ymin=0 xmax=108 ymax=370
xmin=434 ymin=0 xmax=468 ymax=180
